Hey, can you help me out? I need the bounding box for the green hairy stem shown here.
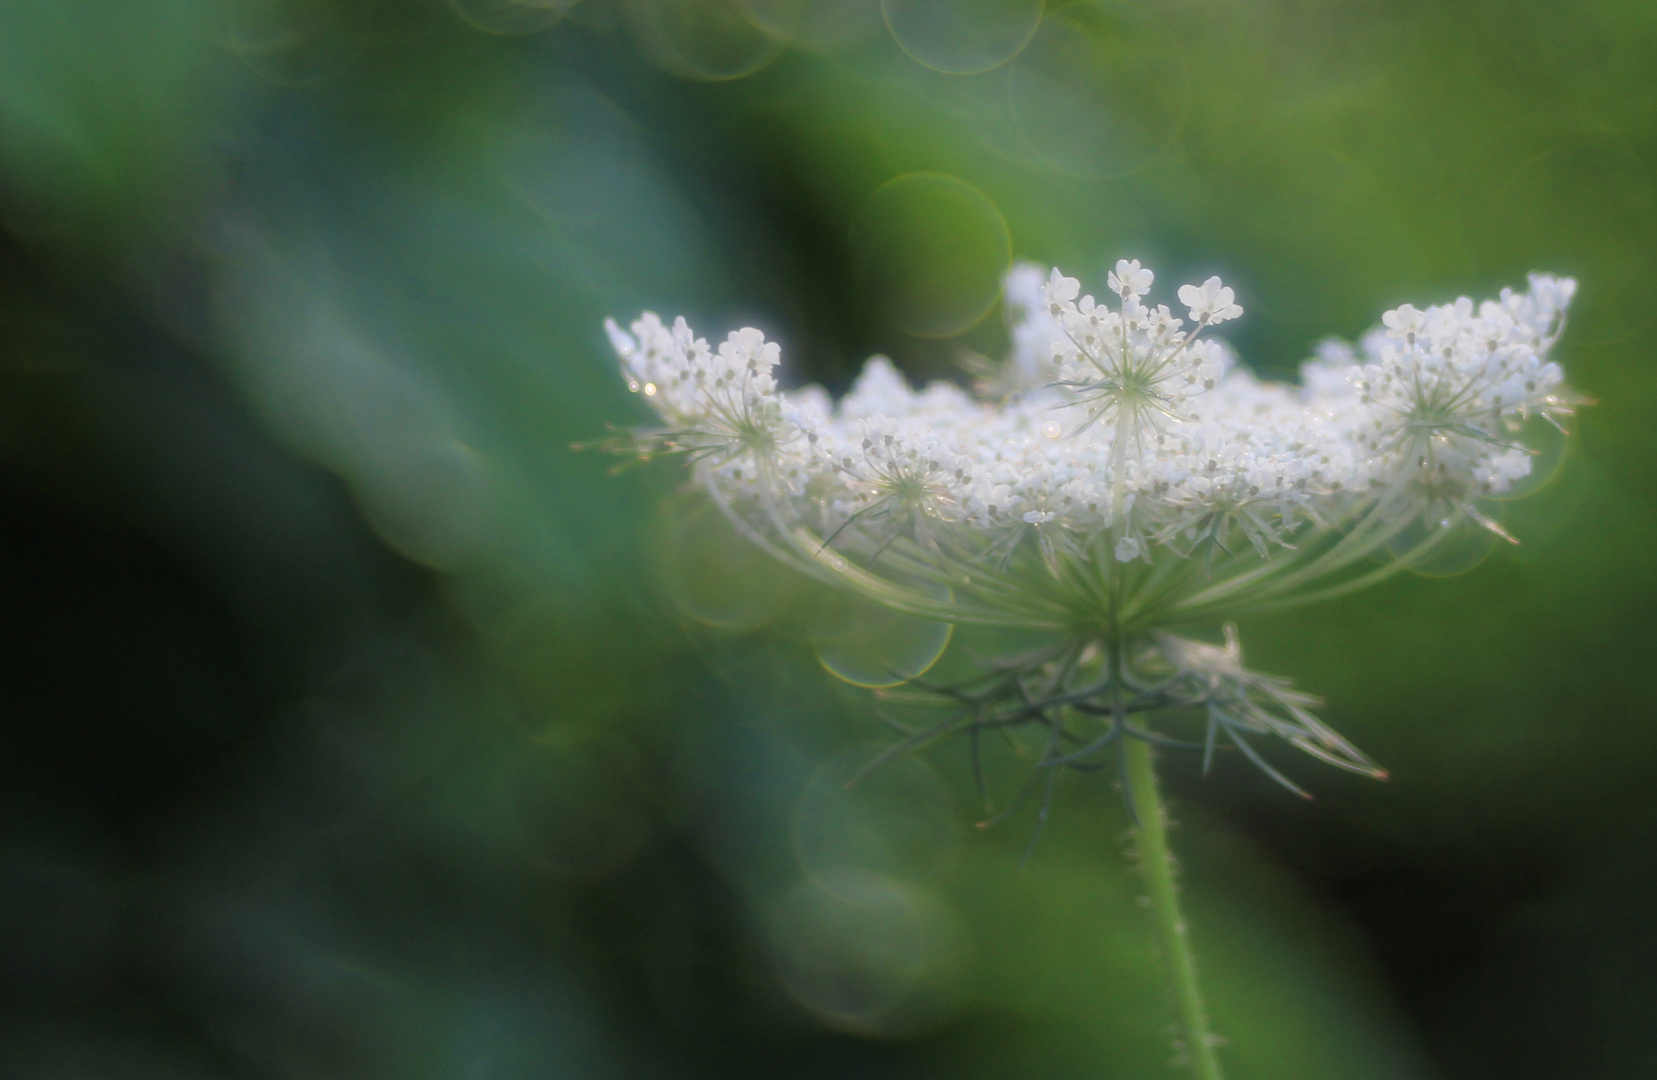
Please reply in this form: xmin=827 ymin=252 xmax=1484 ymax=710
xmin=1124 ymin=727 xmax=1224 ymax=1080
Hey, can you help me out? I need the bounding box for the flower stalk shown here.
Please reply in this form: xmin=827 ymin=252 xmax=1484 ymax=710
xmin=1125 ymin=725 xmax=1224 ymax=1080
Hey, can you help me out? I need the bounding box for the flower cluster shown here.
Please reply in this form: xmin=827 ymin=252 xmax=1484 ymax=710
xmin=606 ymin=262 xmax=1578 ymax=584
xmin=602 ymin=312 xmax=792 ymax=468
xmin=598 ymin=261 xmax=1583 ymax=795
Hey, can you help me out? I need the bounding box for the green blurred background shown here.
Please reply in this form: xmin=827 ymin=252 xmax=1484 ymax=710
xmin=2 ymin=1 xmax=1654 ymax=1076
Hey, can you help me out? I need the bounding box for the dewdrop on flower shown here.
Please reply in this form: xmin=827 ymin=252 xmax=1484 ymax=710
xmin=596 ymin=261 xmax=1586 ymax=799
xmin=601 ymin=315 xmax=797 ymax=471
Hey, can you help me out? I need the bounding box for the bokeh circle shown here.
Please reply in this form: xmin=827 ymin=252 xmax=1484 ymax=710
xmin=624 ymin=0 xmax=786 ymax=81
xmin=450 ymin=0 xmax=576 ymax=36
xmin=851 ymin=172 xmax=1011 ymax=338
xmin=881 ymin=0 xmax=1044 ymax=75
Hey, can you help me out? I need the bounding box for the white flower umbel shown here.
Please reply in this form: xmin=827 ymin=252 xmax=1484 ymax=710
xmin=602 ymin=263 xmax=1581 ymax=649
xmin=597 ymin=263 xmax=1584 ymax=1079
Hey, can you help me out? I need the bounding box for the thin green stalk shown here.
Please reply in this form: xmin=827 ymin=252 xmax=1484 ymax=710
xmin=1124 ymin=729 xmax=1224 ymax=1080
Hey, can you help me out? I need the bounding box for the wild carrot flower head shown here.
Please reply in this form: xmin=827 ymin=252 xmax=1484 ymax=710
xmin=596 ymin=263 xmax=1584 ymax=798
